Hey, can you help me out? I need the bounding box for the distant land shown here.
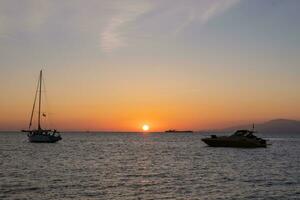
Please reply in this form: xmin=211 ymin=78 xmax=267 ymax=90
xmin=215 ymin=119 xmax=300 ymax=134
xmin=165 ymin=129 xmax=193 ymax=133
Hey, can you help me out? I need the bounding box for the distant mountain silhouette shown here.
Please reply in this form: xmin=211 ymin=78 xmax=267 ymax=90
xmin=221 ymin=119 xmax=300 ymax=134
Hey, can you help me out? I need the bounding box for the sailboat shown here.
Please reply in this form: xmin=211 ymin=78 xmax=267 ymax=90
xmin=22 ymin=70 xmax=62 ymax=143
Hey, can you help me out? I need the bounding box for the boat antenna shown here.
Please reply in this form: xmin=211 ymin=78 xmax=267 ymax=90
xmin=38 ymin=70 xmax=42 ymax=130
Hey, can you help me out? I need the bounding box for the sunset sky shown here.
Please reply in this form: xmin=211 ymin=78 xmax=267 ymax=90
xmin=1 ymin=0 xmax=300 ymax=131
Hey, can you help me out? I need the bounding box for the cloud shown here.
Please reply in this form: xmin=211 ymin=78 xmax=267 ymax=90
xmin=100 ymin=1 xmax=152 ymax=53
xmin=100 ymin=0 xmax=241 ymax=53
xmin=0 ymin=0 xmax=241 ymax=53
xmin=174 ymin=0 xmax=241 ymax=35
xmin=201 ymin=0 xmax=241 ymax=23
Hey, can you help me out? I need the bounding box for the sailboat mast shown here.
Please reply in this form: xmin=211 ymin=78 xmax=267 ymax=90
xmin=38 ymin=70 xmax=42 ymax=130
xmin=28 ymin=77 xmax=39 ymax=129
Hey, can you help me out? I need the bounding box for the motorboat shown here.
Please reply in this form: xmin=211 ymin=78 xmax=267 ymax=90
xmin=202 ymin=129 xmax=266 ymax=148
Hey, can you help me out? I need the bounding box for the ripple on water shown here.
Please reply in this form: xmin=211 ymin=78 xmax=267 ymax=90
xmin=0 ymin=132 xmax=299 ymax=200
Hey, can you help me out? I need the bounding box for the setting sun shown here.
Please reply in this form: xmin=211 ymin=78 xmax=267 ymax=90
xmin=142 ymin=124 xmax=150 ymax=132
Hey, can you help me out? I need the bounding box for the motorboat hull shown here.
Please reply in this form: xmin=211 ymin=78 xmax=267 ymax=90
xmin=202 ymin=137 xmax=266 ymax=148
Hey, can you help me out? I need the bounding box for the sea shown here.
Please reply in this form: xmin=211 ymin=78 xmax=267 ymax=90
xmin=0 ymin=132 xmax=299 ymax=200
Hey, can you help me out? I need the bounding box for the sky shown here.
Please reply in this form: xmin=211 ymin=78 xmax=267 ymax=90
xmin=0 ymin=0 xmax=300 ymax=131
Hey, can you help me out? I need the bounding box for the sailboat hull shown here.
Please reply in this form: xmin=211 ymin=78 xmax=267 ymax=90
xmin=23 ymin=130 xmax=62 ymax=143
xmin=28 ymin=134 xmax=62 ymax=143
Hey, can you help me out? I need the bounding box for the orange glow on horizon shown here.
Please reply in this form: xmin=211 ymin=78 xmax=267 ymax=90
xmin=2 ymin=72 xmax=300 ymax=132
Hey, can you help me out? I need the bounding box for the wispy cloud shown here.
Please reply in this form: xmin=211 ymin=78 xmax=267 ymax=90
xmin=174 ymin=0 xmax=241 ymax=36
xmin=100 ymin=0 xmax=241 ymax=53
xmin=202 ymin=0 xmax=241 ymax=23
xmin=100 ymin=1 xmax=152 ymax=53
xmin=0 ymin=0 xmax=241 ymax=53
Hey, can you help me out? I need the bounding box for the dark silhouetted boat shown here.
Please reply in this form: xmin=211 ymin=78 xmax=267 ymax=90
xmin=202 ymin=127 xmax=266 ymax=148
xmin=22 ymin=70 xmax=62 ymax=143
xmin=165 ymin=129 xmax=193 ymax=133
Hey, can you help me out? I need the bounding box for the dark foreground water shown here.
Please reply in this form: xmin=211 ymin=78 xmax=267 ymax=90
xmin=0 ymin=132 xmax=299 ymax=200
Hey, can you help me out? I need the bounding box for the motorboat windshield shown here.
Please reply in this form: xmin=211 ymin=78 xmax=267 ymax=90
xmin=232 ymin=130 xmax=254 ymax=137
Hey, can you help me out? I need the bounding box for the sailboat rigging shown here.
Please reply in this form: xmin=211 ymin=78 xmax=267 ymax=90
xmin=22 ymin=70 xmax=62 ymax=143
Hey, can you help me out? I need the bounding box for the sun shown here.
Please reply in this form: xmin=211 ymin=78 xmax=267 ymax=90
xmin=142 ymin=124 xmax=150 ymax=132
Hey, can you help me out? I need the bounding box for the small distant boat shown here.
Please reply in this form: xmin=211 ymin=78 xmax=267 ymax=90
xmin=22 ymin=70 xmax=62 ymax=143
xmin=202 ymin=127 xmax=266 ymax=148
xmin=165 ymin=129 xmax=193 ymax=133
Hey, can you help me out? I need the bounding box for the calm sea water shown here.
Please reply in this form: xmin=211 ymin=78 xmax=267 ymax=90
xmin=0 ymin=132 xmax=299 ymax=200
